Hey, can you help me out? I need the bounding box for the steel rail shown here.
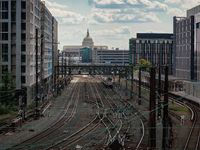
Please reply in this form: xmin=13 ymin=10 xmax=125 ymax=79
xmin=8 ymin=78 xmax=80 ymax=150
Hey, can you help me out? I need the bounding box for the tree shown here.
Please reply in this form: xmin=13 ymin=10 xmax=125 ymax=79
xmin=0 ymin=71 xmax=15 ymax=107
xmin=138 ymin=59 xmax=151 ymax=72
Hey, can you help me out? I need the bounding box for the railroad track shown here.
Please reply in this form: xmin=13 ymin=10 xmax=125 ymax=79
xmin=8 ymin=78 xmax=80 ymax=150
xmin=130 ymin=78 xmax=200 ymax=149
xmin=45 ymin=76 xmax=105 ymax=149
xmin=183 ymin=103 xmax=200 ymax=150
xmin=93 ymin=76 xmax=147 ymax=149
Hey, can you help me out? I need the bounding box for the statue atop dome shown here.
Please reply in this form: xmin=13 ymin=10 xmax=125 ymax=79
xmin=82 ymin=29 xmax=94 ymax=46
xmin=87 ymin=29 xmax=89 ymax=37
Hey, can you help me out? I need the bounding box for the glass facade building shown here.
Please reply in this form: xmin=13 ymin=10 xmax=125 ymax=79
xmin=82 ymin=47 xmax=92 ymax=63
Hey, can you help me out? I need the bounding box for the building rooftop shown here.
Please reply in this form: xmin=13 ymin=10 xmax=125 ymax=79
xmin=136 ymin=33 xmax=173 ymax=39
xmin=187 ymin=4 xmax=200 ymax=17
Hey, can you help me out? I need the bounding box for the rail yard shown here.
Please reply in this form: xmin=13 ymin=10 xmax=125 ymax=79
xmin=0 ymin=74 xmax=200 ymax=150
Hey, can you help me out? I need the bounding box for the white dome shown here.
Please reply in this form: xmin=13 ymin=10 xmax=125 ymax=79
xmin=82 ymin=29 xmax=94 ymax=46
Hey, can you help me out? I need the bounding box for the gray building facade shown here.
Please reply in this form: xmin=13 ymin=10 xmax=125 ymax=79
xmin=0 ymin=0 xmax=58 ymax=105
xmin=173 ymin=16 xmax=195 ymax=80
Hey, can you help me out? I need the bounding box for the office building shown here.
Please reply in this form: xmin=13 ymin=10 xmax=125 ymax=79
xmin=0 ymin=0 xmax=58 ymax=105
xmin=92 ymin=49 xmax=129 ymax=65
xmin=173 ymin=15 xmax=195 ymax=80
xmin=129 ymin=33 xmax=174 ymax=74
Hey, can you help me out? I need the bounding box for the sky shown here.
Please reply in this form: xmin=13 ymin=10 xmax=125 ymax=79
xmin=43 ymin=0 xmax=200 ymax=50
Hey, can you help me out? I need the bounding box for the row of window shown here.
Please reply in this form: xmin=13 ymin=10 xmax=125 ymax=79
xmin=35 ymin=16 xmax=40 ymax=26
xmin=45 ymin=10 xmax=52 ymax=22
xmin=45 ymin=17 xmax=52 ymax=28
xmin=35 ymin=6 xmax=40 ymax=18
xmin=0 ymin=1 xmax=8 ymax=10
xmin=45 ymin=25 xmax=52 ymax=35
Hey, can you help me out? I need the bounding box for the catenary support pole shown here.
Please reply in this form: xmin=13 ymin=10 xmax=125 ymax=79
xmin=57 ymin=50 xmax=60 ymax=95
xmin=158 ymin=65 xmax=161 ymax=119
xmin=35 ymin=29 xmax=39 ymax=119
xmin=139 ymin=67 xmax=141 ymax=105
xmin=149 ymin=67 xmax=156 ymax=149
xmin=126 ymin=68 xmax=128 ymax=96
xmin=65 ymin=58 xmax=66 ymax=85
xmin=162 ymin=66 xmax=169 ymax=149
xmin=131 ymin=65 xmax=133 ymax=101
xmin=119 ymin=70 xmax=121 ymax=90
xmin=62 ymin=51 xmax=64 ymax=79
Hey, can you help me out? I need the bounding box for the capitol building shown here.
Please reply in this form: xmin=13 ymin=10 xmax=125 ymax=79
xmin=63 ymin=29 xmax=108 ymax=63
xmin=63 ymin=29 xmax=129 ymax=65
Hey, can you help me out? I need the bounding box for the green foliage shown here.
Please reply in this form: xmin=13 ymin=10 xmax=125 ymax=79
xmin=138 ymin=59 xmax=151 ymax=72
xmin=27 ymin=101 xmax=36 ymax=110
xmin=0 ymin=71 xmax=15 ymax=107
xmin=169 ymin=104 xmax=189 ymax=112
xmin=141 ymin=89 xmax=149 ymax=94
xmin=0 ymin=103 xmax=10 ymax=114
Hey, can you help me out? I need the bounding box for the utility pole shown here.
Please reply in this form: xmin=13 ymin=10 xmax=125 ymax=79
xmin=149 ymin=67 xmax=156 ymax=149
xmin=125 ymin=68 xmax=128 ymax=96
xmin=35 ymin=29 xmax=39 ymax=119
xmin=139 ymin=67 xmax=141 ymax=105
xmin=158 ymin=66 xmax=161 ymax=119
xmin=131 ymin=65 xmax=133 ymax=101
xmin=162 ymin=66 xmax=169 ymax=149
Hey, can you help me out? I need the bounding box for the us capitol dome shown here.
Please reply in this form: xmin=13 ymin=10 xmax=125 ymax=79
xmin=82 ymin=29 xmax=94 ymax=46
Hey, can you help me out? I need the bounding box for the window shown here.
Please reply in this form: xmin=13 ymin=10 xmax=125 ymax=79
xmin=30 ymin=23 xmax=33 ymax=32
xmin=21 ymin=33 xmax=26 ymax=41
xmin=30 ymin=13 xmax=33 ymax=21
xmin=21 ymin=12 xmax=26 ymax=20
xmin=31 ymin=3 xmax=33 ymax=11
xmin=21 ymin=55 xmax=26 ymax=62
xmin=2 ymin=23 xmax=8 ymax=32
xmin=21 ymin=66 xmax=26 ymax=73
xmin=21 ymin=76 xmax=26 ymax=84
xmin=2 ymin=33 xmax=8 ymax=40
xmin=2 ymin=54 xmax=8 ymax=62
xmin=21 ymin=1 xmax=26 ymax=9
xmin=2 ymin=65 xmax=8 ymax=74
xmin=2 ymin=12 xmax=8 ymax=19
xmin=21 ymin=44 xmax=26 ymax=52
xmin=2 ymin=1 xmax=8 ymax=10
xmin=11 ymin=13 xmax=16 ymax=21
xmin=21 ymin=23 xmax=26 ymax=30
xmin=11 ymin=1 xmax=16 ymax=10
xmin=2 ymin=44 xmax=8 ymax=53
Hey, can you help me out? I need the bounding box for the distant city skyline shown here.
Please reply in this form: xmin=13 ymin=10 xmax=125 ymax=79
xmin=44 ymin=0 xmax=199 ymax=49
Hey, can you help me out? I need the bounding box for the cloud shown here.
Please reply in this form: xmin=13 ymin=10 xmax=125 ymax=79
xmin=164 ymin=0 xmax=181 ymax=4
xmin=164 ymin=0 xmax=200 ymax=10
xmin=45 ymin=0 xmax=68 ymax=9
xmin=146 ymin=1 xmax=168 ymax=12
xmin=167 ymin=7 xmax=185 ymax=16
xmin=88 ymin=0 xmax=167 ymax=11
xmin=48 ymin=8 xmax=86 ymax=24
xmin=91 ymin=10 xmax=161 ymax=23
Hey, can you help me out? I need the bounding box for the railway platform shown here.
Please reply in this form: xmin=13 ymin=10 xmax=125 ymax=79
xmin=0 ymin=78 xmax=78 ymax=149
xmin=170 ymin=91 xmax=200 ymax=105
